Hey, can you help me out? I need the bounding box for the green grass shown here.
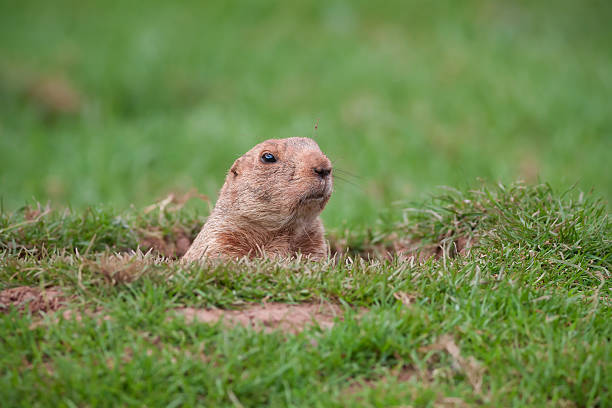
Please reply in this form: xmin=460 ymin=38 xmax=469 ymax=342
xmin=1 ymin=1 xmax=611 ymax=406
xmin=1 ymin=0 xmax=611 ymax=227
xmin=1 ymin=182 xmax=610 ymax=407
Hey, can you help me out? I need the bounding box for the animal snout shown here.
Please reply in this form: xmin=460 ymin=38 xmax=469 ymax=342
xmin=313 ymin=166 xmax=332 ymax=178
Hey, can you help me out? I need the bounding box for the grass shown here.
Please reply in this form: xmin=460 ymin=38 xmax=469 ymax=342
xmin=1 ymin=0 xmax=611 ymax=406
xmin=1 ymin=182 xmax=610 ymax=407
xmin=1 ymin=0 xmax=612 ymax=227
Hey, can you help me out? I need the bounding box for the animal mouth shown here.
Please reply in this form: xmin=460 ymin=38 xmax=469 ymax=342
xmin=302 ymin=185 xmax=331 ymax=202
xmin=300 ymin=179 xmax=332 ymax=205
xmin=304 ymin=192 xmax=327 ymax=201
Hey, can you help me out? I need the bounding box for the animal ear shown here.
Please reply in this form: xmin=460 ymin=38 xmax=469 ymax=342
xmin=229 ymin=157 xmax=242 ymax=178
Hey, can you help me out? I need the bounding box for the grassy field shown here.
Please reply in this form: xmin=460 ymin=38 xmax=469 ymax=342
xmin=1 ymin=0 xmax=611 ymax=226
xmin=1 ymin=182 xmax=610 ymax=406
xmin=1 ymin=0 xmax=611 ymax=406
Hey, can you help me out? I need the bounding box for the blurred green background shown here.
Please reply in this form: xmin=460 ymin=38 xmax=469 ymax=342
xmin=1 ymin=0 xmax=610 ymax=227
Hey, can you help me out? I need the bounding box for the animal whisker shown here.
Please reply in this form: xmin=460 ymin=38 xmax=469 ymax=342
xmin=333 ymin=173 xmax=362 ymax=189
xmin=333 ymin=168 xmax=361 ymax=180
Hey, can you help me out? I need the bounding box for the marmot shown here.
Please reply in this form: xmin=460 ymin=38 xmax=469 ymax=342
xmin=182 ymin=137 xmax=333 ymax=261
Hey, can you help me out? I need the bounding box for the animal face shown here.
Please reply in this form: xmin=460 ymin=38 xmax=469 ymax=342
xmin=224 ymin=137 xmax=333 ymax=227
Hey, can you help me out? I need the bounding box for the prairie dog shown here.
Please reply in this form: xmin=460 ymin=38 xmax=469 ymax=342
xmin=182 ymin=137 xmax=333 ymax=261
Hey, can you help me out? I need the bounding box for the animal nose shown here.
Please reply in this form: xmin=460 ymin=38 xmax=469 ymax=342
xmin=313 ymin=166 xmax=332 ymax=178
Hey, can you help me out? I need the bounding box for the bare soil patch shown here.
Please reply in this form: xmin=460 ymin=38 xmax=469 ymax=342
xmin=28 ymin=308 xmax=112 ymax=329
xmin=175 ymin=302 xmax=362 ymax=333
xmin=137 ymin=190 xmax=209 ymax=259
xmin=0 ymin=286 xmax=67 ymax=313
xmin=27 ymin=75 xmax=82 ymax=115
xmin=139 ymin=227 xmax=193 ymax=259
xmin=329 ymin=234 xmax=471 ymax=263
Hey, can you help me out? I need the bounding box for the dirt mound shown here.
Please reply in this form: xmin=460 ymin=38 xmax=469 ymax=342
xmin=0 ymin=286 xmax=66 ymax=313
xmin=330 ymin=234 xmax=471 ymax=263
xmin=139 ymin=190 xmax=208 ymax=259
xmin=175 ymin=302 xmax=359 ymax=333
xmin=140 ymin=227 xmax=192 ymax=259
xmin=27 ymin=75 xmax=82 ymax=115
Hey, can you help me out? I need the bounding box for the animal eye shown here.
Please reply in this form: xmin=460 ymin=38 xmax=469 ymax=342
xmin=261 ymin=152 xmax=277 ymax=163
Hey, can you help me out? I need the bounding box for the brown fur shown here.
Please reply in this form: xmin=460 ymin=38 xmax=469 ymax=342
xmin=182 ymin=137 xmax=333 ymax=261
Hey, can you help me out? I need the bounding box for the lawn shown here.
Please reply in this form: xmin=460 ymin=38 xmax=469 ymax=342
xmin=1 ymin=183 xmax=610 ymax=406
xmin=1 ymin=0 xmax=611 ymax=226
xmin=1 ymin=0 xmax=611 ymax=407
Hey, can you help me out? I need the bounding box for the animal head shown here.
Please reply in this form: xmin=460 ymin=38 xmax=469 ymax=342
xmin=218 ymin=137 xmax=333 ymax=228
